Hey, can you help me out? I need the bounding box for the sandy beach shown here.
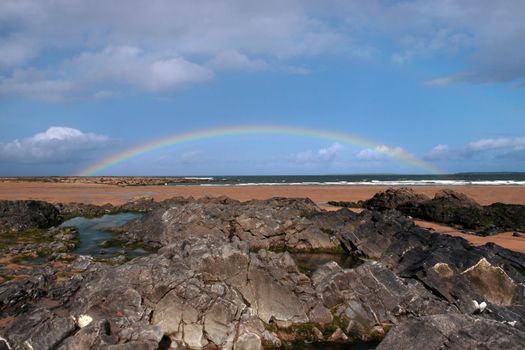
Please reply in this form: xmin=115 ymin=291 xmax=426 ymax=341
xmin=1 ymin=182 xmax=525 ymax=206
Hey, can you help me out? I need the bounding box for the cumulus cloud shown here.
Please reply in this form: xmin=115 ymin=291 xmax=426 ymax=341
xmin=356 ymin=145 xmax=407 ymax=161
xmin=0 ymin=127 xmax=112 ymax=163
xmin=468 ymin=137 xmax=525 ymax=152
xmin=424 ymin=144 xmax=452 ymax=161
xmin=0 ymin=68 xmax=76 ymax=102
xmin=290 ymin=143 xmax=343 ymax=163
xmin=1 ymin=0 xmax=524 ymax=100
xmin=0 ymin=47 xmax=214 ymax=100
xmin=66 ymin=46 xmax=214 ymax=92
xmin=209 ymin=50 xmax=268 ymax=72
xmin=425 ymin=137 xmax=525 ymax=161
xmin=0 ymin=37 xmax=37 ymax=68
xmin=0 ymin=0 xmax=344 ymax=100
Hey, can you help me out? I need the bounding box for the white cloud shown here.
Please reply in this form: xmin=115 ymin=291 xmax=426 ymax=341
xmin=290 ymin=143 xmax=343 ymax=163
xmin=356 ymin=145 xmax=406 ymax=161
xmin=0 ymin=127 xmax=112 ymax=163
xmin=424 ymin=144 xmax=452 ymax=160
xmin=209 ymin=50 xmax=268 ymax=72
xmin=0 ymin=68 xmax=75 ymax=102
xmin=66 ymin=46 xmax=214 ymax=92
xmin=1 ymin=0 xmax=524 ymax=101
xmin=0 ymin=37 xmax=37 ymax=68
xmin=0 ymin=47 xmax=214 ymax=100
xmin=467 ymin=137 xmax=525 ymax=152
xmin=425 ymin=137 xmax=525 ymax=161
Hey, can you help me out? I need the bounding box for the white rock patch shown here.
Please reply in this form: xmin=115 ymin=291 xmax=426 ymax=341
xmin=78 ymin=314 xmax=93 ymax=328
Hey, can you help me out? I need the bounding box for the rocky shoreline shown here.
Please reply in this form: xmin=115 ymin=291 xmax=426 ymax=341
xmin=1 ymin=190 xmax=525 ymax=349
xmin=0 ymin=176 xmax=214 ymax=187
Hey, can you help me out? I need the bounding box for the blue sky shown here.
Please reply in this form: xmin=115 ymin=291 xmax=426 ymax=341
xmin=1 ymin=0 xmax=525 ymax=175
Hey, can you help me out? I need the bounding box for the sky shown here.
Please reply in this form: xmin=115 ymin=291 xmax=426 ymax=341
xmin=1 ymin=0 xmax=525 ymax=176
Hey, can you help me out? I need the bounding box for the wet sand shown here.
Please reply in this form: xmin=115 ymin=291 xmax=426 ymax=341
xmin=1 ymin=182 xmax=525 ymax=206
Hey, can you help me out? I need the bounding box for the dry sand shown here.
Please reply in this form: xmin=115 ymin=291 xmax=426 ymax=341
xmin=1 ymin=182 xmax=525 ymax=206
xmin=1 ymin=182 xmax=525 ymax=253
xmin=414 ymin=220 xmax=525 ymax=254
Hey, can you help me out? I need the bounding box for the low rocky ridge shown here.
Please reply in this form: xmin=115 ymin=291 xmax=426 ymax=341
xmin=331 ymin=188 xmax=525 ymax=235
xmin=54 ymin=196 xmax=186 ymax=219
xmin=0 ymin=200 xmax=62 ymax=232
xmin=0 ymin=197 xmax=525 ymax=349
xmin=0 ymin=176 xmax=214 ymax=186
xmin=120 ymin=197 xmax=343 ymax=252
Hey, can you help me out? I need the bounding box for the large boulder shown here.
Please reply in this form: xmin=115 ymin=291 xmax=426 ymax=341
xmin=312 ymin=261 xmax=454 ymax=336
xmin=121 ymin=197 xmax=339 ymax=252
xmin=0 ymin=200 xmax=62 ymax=232
xmin=400 ymin=189 xmax=485 ymax=229
xmin=361 ymin=188 xmax=525 ymax=234
xmin=338 ymin=210 xmax=525 ymax=313
xmin=362 ymin=188 xmax=429 ymax=210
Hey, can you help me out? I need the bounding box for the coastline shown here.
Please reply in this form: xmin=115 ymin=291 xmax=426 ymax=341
xmin=2 ymin=181 xmax=524 ymax=254
xmin=1 ymin=181 xmax=525 ymax=205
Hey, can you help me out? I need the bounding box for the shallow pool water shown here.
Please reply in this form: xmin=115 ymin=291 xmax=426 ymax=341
xmin=289 ymin=340 xmax=380 ymax=349
xmin=291 ymin=252 xmax=363 ymax=276
xmin=60 ymin=212 xmax=143 ymax=258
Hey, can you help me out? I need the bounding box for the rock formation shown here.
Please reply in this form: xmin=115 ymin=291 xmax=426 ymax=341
xmin=1 ymin=196 xmax=525 ymax=349
xmin=359 ymin=188 xmax=525 ymax=235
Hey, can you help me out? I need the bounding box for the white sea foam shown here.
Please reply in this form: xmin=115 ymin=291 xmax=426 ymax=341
xmin=198 ymin=180 xmax=525 ymax=187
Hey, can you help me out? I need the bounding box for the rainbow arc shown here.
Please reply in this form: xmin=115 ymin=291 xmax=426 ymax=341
xmin=76 ymin=125 xmax=443 ymax=176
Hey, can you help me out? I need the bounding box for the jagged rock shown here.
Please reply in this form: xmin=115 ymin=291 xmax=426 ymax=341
xmin=361 ymin=188 xmax=525 ymax=234
xmin=234 ymin=332 xmax=261 ymax=350
xmin=308 ymin=303 xmax=333 ymax=325
xmin=461 ymin=258 xmax=517 ymax=306
xmin=55 ymin=202 xmax=113 ymax=218
xmin=0 ymin=265 xmax=57 ymax=312
xmin=313 ymin=261 xmax=454 ymax=336
xmin=362 ymin=187 xmax=429 ymax=210
xmin=338 ymin=209 xmax=525 ymax=318
xmin=328 ymin=327 xmax=348 ymax=342
xmin=121 ymin=197 xmax=338 ymax=252
xmin=0 ymin=200 xmax=62 ymax=232
xmin=377 ymin=314 xmax=525 ymax=350
xmin=2 ymin=196 xmax=525 ymax=349
xmin=4 ymin=308 xmax=77 ymax=350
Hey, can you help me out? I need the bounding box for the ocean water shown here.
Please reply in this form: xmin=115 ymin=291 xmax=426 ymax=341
xmin=170 ymin=173 xmax=525 ymax=186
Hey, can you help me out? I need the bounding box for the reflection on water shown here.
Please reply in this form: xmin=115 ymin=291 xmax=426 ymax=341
xmin=289 ymin=340 xmax=380 ymax=349
xmin=292 ymin=253 xmax=363 ymax=276
xmin=60 ymin=213 xmax=144 ymax=258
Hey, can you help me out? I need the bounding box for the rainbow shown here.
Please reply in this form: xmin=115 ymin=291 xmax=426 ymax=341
xmin=76 ymin=125 xmax=443 ymax=176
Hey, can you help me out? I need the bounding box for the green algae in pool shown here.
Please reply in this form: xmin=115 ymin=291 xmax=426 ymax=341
xmin=292 ymin=253 xmax=363 ymax=276
xmin=60 ymin=213 xmax=143 ymax=258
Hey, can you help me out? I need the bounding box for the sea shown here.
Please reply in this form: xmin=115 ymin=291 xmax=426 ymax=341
xmin=170 ymin=172 xmax=525 ymax=186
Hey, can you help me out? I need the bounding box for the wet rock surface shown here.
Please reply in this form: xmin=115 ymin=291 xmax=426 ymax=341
xmin=1 ymin=196 xmax=525 ymax=349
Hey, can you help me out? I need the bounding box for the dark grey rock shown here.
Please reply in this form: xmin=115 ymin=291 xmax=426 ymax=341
xmin=377 ymin=314 xmax=525 ymax=350
xmin=0 ymin=200 xmax=61 ymax=232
